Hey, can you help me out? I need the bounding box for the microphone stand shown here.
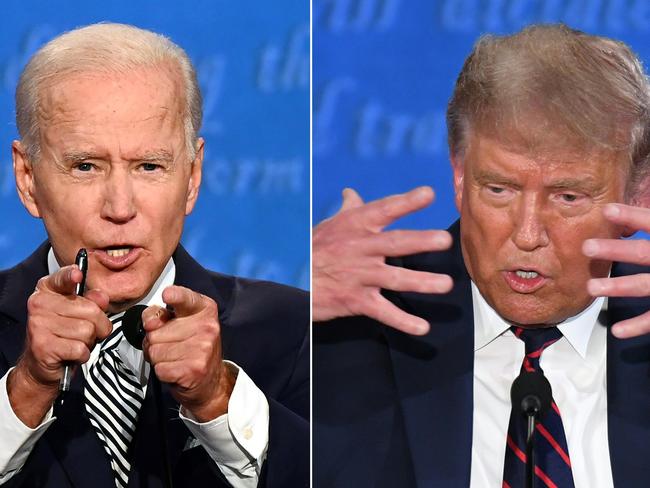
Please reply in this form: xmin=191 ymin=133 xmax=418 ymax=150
xmin=511 ymin=371 xmax=552 ymax=488
xmin=123 ymin=305 xmax=173 ymax=488
xmin=525 ymin=411 xmax=536 ymax=488
xmin=152 ymin=372 xmax=173 ymax=488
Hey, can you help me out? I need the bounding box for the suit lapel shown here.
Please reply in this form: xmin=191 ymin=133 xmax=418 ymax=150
xmin=128 ymin=377 xmax=189 ymax=488
xmin=383 ymin=222 xmax=475 ymax=488
xmin=0 ymin=242 xmax=51 ymax=366
xmin=606 ymin=262 xmax=650 ymax=486
xmin=46 ymin=371 xmax=116 ymax=488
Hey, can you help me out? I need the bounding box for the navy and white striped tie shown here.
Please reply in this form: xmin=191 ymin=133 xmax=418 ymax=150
xmin=84 ymin=312 xmax=146 ymax=488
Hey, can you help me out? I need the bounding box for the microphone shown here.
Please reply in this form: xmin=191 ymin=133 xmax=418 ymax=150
xmin=121 ymin=304 xmax=173 ymax=488
xmin=511 ymin=371 xmax=552 ymax=488
xmin=511 ymin=370 xmax=552 ymax=418
xmin=122 ymin=304 xmax=148 ymax=350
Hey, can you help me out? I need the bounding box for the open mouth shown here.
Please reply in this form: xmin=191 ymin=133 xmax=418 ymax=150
xmin=91 ymin=246 xmax=142 ymax=270
xmin=104 ymin=246 xmax=133 ymax=258
xmin=514 ymin=270 xmax=539 ymax=279
xmin=504 ymin=269 xmax=547 ymax=293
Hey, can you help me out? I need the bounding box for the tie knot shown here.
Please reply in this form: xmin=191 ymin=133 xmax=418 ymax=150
xmin=100 ymin=312 xmax=126 ymax=353
xmin=511 ymin=326 xmax=562 ymax=370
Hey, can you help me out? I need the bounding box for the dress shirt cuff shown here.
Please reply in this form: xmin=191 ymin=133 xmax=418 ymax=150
xmin=0 ymin=368 xmax=56 ymax=483
xmin=180 ymin=361 xmax=269 ymax=480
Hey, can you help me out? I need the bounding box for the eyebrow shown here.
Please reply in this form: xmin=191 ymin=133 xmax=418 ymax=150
xmin=61 ymin=151 xmax=99 ymax=164
xmin=133 ymin=150 xmax=175 ymax=163
xmin=474 ymin=170 xmax=603 ymax=193
xmin=545 ymin=177 xmax=601 ymax=192
xmin=61 ymin=149 xmax=175 ymax=164
xmin=474 ymin=170 xmax=519 ymax=187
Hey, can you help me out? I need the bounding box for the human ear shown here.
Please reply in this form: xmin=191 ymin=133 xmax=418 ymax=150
xmin=623 ymin=177 xmax=650 ymax=236
xmin=12 ymin=140 xmax=41 ymax=218
xmin=451 ymin=154 xmax=465 ymax=213
xmin=185 ymin=137 xmax=204 ymax=216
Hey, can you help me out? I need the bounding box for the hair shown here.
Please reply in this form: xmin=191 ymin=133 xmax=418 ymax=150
xmin=446 ymin=24 xmax=650 ymax=198
xmin=15 ymin=22 xmax=203 ymax=161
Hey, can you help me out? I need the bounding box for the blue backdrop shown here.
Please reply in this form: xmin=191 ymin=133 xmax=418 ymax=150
xmin=0 ymin=0 xmax=309 ymax=289
xmin=314 ymin=0 xmax=650 ymax=236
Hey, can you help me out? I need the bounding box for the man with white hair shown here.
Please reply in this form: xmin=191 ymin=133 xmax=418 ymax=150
xmin=0 ymin=23 xmax=308 ymax=488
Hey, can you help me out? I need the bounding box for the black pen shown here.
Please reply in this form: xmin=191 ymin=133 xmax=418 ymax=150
xmin=58 ymin=248 xmax=88 ymax=404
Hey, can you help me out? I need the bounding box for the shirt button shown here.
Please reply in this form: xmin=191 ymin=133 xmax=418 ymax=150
xmin=243 ymin=426 xmax=253 ymax=440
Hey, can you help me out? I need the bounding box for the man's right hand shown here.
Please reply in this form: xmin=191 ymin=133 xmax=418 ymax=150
xmin=7 ymin=265 xmax=111 ymax=427
xmin=313 ymin=186 xmax=453 ymax=335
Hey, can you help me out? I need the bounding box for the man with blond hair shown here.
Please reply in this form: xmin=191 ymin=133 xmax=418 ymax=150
xmin=0 ymin=23 xmax=308 ymax=488
xmin=314 ymin=24 xmax=650 ymax=487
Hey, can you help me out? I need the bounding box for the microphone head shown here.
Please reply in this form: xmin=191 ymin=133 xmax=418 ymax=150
xmin=121 ymin=304 xmax=148 ymax=350
xmin=511 ymin=370 xmax=552 ymax=418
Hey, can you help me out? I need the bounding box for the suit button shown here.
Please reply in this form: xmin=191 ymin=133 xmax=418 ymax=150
xmin=243 ymin=426 xmax=253 ymax=440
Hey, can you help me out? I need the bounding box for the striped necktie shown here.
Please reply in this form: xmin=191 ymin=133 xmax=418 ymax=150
xmin=84 ymin=311 xmax=146 ymax=488
xmin=503 ymin=326 xmax=575 ymax=488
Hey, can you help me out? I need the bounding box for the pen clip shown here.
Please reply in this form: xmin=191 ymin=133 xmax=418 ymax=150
xmin=74 ymin=248 xmax=88 ymax=296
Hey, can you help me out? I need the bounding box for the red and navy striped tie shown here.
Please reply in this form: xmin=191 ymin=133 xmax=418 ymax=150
xmin=503 ymin=326 xmax=575 ymax=488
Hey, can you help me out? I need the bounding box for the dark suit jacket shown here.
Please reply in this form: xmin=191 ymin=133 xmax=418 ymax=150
xmin=0 ymin=243 xmax=309 ymax=488
xmin=315 ymin=220 xmax=650 ymax=488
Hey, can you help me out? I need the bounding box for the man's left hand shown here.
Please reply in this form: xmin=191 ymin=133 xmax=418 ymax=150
xmin=583 ymin=203 xmax=650 ymax=338
xmin=142 ymin=285 xmax=235 ymax=422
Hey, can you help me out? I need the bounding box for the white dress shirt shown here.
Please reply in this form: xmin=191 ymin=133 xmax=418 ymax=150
xmin=0 ymin=250 xmax=269 ymax=487
xmin=469 ymin=282 xmax=613 ymax=487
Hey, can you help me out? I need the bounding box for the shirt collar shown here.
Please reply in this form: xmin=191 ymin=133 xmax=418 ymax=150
xmin=471 ymin=281 xmax=604 ymax=359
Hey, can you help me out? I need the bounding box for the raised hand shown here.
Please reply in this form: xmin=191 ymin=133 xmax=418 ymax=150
xmin=142 ymin=286 xmax=234 ymax=422
xmin=8 ymin=265 xmax=111 ymax=426
xmin=583 ymin=203 xmax=650 ymax=338
xmin=313 ymin=186 xmax=453 ymax=335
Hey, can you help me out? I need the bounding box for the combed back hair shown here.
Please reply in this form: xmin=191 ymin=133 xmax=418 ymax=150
xmin=447 ymin=24 xmax=650 ymax=198
xmin=16 ymin=22 xmax=203 ymax=161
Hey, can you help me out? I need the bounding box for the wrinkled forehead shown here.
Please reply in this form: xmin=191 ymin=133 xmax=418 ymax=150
xmin=461 ymin=97 xmax=634 ymax=164
xmin=36 ymin=64 xmax=185 ymax=131
xmin=462 ymin=122 xmax=631 ymax=175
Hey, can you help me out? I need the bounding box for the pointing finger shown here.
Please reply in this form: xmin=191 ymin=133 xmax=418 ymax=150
xmin=38 ymin=265 xmax=82 ymax=295
xmin=142 ymin=305 xmax=172 ymax=332
xmin=162 ymin=286 xmax=209 ymax=317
